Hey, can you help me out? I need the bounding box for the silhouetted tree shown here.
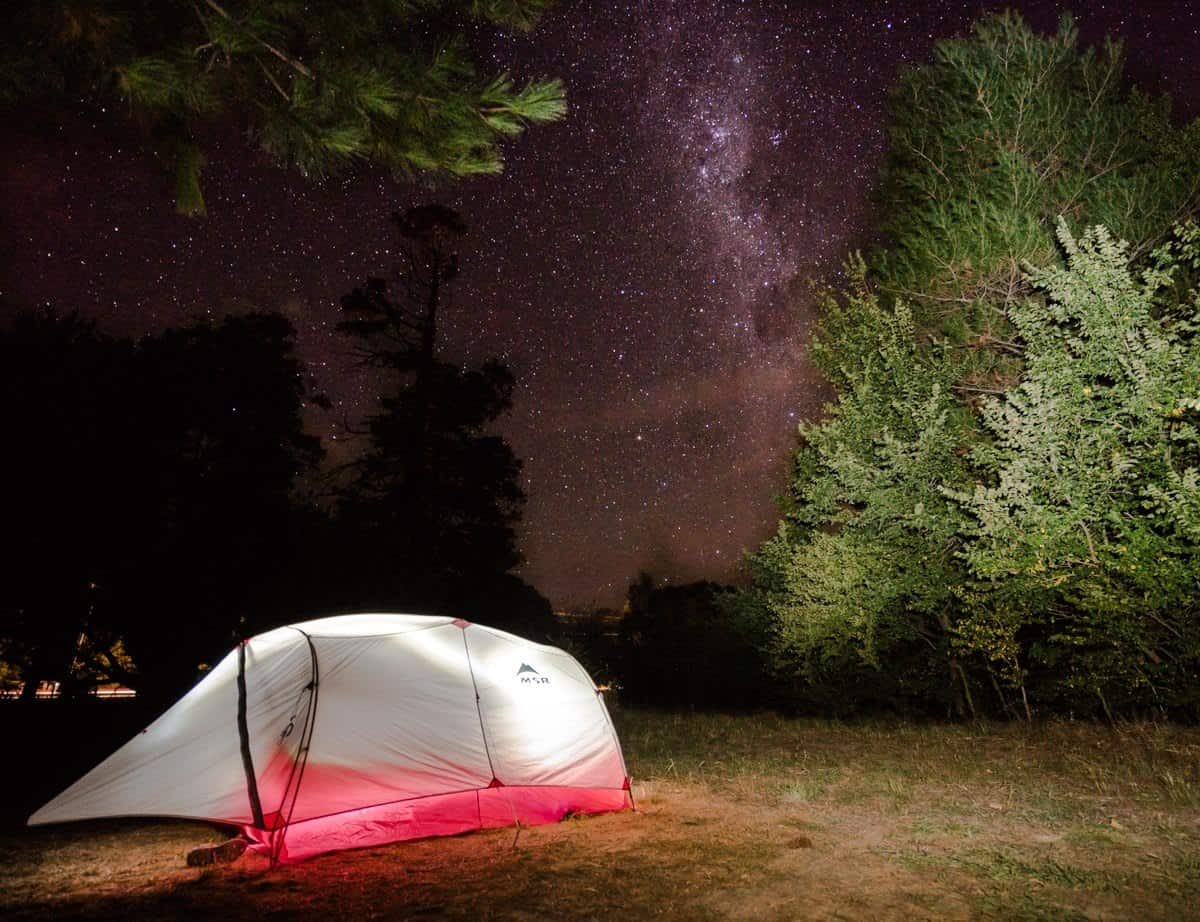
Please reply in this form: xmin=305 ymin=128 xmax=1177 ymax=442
xmin=0 ymin=311 xmax=133 ymax=699
xmin=0 ymin=309 xmax=322 ymax=704
xmin=336 ymin=206 xmax=554 ymax=638
xmin=116 ymin=313 xmax=322 ymax=699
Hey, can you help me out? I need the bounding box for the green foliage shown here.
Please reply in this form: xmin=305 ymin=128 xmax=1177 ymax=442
xmin=0 ymin=2 xmax=566 ymax=214
xmin=952 ymin=222 xmax=1200 ymax=712
xmin=742 ymin=271 xmax=978 ymax=715
xmin=738 ymin=11 xmax=1200 ymax=718
xmin=877 ymin=11 xmax=1200 ymax=326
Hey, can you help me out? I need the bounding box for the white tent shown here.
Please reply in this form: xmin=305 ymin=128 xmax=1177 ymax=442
xmin=29 ymin=614 xmax=631 ymax=862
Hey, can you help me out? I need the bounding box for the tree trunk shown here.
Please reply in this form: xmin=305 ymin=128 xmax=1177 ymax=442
xmin=934 ymin=609 xmax=976 ymax=720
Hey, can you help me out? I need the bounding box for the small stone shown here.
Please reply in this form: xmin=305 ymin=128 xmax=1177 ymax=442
xmin=186 ymin=837 xmax=248 ymax=867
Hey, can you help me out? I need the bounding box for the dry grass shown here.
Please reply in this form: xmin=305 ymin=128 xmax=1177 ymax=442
xmin=2 ymin=711 xmax=1198 ymax=920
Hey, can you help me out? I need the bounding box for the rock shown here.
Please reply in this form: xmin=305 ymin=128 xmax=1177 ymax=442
xmin=186 ymin=836 xmax=248 ymax=867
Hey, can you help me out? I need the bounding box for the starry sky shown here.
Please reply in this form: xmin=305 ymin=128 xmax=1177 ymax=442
xmin=3 ymin=1 xmax=1198 ymax=606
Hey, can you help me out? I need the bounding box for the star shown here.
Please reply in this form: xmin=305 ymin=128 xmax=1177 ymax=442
xmin=4 ymin=0 xmax=1198 ymax=605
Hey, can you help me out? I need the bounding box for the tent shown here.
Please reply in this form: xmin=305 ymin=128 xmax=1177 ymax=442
xmin=29 ymin=614 xmax=632 ymax=862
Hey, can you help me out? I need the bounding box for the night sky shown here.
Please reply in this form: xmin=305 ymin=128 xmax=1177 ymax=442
xmin=3 ymin=1 xmax=1198 ymax=606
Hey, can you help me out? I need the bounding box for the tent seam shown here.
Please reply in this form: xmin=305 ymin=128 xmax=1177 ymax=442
xmin=460 ymin=628 xmax=498 ymax=784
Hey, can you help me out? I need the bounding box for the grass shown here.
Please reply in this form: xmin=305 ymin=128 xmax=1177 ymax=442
xmin=1 ymin=710 xmax=1198 ymax=920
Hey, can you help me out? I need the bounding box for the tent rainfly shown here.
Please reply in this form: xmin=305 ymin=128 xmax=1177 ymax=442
xmin=29 ymin=614 xmax=632 ymax=863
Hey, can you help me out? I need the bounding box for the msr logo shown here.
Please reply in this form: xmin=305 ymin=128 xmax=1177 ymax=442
xmin=517 ymin=663 xmax=550 ymax=685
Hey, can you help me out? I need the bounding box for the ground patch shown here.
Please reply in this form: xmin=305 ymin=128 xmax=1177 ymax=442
xmin=2 ymin=712 xmax=1198 ymax=920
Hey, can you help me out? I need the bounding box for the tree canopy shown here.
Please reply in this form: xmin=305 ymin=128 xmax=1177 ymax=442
xmin=736 ymin=12 xmax=1200 ymax=719
xmin=952 ymin=222 xmax=1200 ymax=715
xmin=0 ymin=1 xmax=567 ymax=214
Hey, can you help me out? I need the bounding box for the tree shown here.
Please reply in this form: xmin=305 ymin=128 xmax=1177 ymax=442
xmin=952 ymin=222 xmax=1200 ymax=717
xmin=0 ymin=309 xmax=322 ymax=704
xmin=334 ymin=205 xmax=553 ymax=637
xmin=0 ymin=310 xmax=134 ymax=699
xmin=0 ymin=2 xmax=566 ymax=214
xmin=738 ymin=269 xmax=980 ymax=716
xmin=618 ymin=574 xmax=767 ymax=710
xmin=876 ymin=11 xmax=1200 ymax=327
xmin=737 ymin=12 xmax=1200 ymax=717
xmin=115 ymin=313 xmax=323 ymax=698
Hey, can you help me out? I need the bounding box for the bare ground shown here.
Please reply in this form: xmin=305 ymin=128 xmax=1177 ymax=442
xmin=2 ymin=712 xmax=1198 ymax=920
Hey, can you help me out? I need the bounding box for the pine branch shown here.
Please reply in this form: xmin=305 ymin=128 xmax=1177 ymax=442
xmin=254 ymin=55 xmax=290 ymax=103
xmin=201 ymin=0 xmax=314 ymax=80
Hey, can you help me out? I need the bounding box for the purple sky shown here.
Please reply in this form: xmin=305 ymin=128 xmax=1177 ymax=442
xmin=3 ymin=1 xmax=1198 ymax=604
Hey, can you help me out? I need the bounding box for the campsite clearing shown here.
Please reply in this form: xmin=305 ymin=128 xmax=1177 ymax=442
xmin=2 ymin=712 xmax=1199 ymax=920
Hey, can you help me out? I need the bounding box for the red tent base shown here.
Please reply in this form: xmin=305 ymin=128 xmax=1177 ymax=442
xmin=242 ymin=785 xmax=632 ymax=863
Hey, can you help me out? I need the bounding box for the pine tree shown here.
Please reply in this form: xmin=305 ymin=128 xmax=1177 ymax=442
xmin=0 ymin=2 xmax=566 ymax=214
xmin=877 ymin=12 xmax=1200 ymax=327
xmin=335 ymin=206 xmax=533 ymax=622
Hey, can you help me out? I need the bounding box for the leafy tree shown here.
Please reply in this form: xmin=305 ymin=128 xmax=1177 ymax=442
xmin=952 ymin=222 xmax=1200 ymax=716
xmin=738 ymin=12 xmax=1200 ymax=717
xmin=740 ymin=271 xmax=980 ymax=716
xmin=0 ymin=1 xmax=566 ymax=214
xmin=335 ymin=205 xmax=553 ymax=637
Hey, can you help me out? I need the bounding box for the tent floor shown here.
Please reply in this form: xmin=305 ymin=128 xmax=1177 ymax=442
xmin=242 ymin=785 xmax=631 ymax=862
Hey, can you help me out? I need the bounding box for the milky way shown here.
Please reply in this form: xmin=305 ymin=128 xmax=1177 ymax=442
xmin=3 ymin=1 xmax=1198 ymax=604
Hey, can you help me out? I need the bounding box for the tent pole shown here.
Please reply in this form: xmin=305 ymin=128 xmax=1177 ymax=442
xmin=460 ymin=627 xmax=497 ymax=783
xmin=236 ymin=641 xmax=266 ymax=831
xmin=460 ymin=626 xmax=523 ymax=846
xmin=269 ymin=629 xmax=320 ymax=868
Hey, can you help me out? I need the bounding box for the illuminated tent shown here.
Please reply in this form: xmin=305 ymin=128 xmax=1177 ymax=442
xmin=29 ymin=614 xmax=631 ymax=863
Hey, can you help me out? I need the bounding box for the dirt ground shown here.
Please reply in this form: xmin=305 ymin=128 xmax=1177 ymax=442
xmin=2 ymin=711 xmax=1198 ymax=920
